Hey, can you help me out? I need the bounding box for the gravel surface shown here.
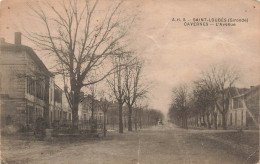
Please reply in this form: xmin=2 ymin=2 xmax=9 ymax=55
xmin=1 ymin=124 xmax=259 ymax=164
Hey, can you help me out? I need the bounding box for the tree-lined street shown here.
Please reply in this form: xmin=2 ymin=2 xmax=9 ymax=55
xmin=1 ymin=123 xmax=258 ymax=164
xmin=0 ymin=0 xmax=259 ymax=164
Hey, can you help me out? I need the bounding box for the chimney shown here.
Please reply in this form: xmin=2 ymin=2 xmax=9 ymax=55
xmin=0 ymin=37 xmax=5 ymax=44
xmin=14 ymin=32 xmax=21 ymax=45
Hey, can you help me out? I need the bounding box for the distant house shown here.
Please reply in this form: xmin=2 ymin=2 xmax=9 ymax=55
xmin=61 ymin=91 xmax=72 ymax=122
xmin=227 ymin=86 xmax=259 ymax=129
xmin=188 ymin=85 xmax=260 ymax=130
xmin=78 ymin=93 xmax=92 ymax=121
xmin=78 ymin=94 xmax=103 ymax=122
xmin=216 ymin=86 xmax=259 ymax=129
xmin=53 ymin=84 xmax=62 ymax=121
xmin=0 ymin=32 xmax=53 ymax=130
xmin=107 ymin=101 xmax=120 ymax=128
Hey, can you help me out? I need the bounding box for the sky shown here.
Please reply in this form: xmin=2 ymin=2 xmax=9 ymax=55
xmin=0 ymin=0 xmax=259 ymax=115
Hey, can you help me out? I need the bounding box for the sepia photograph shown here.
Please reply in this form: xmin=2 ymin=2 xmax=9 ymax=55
xmin=0 ymin=0 xmax=259 ymax=163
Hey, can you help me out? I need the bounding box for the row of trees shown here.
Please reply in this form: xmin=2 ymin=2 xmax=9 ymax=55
xmin=168 ymin=64 xmax=239 ymax=130
xmin=27 ymin=0 xmax=162 ymax=134
xmin=107 ymin=55 xmax=149 ymax=133
xmin=105 ymin=104 xmax=164 ymax=132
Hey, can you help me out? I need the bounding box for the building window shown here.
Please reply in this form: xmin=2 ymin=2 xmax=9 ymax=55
xmin=36 ymin=80 xmax=45 ymax=100
xmin=233 ymin=99 xmax=237 ymax=109
xmin=36 ymin=108 xmax=43 ymax=118
xmin=238 ymin=100 xmax=243 ymax=108
xmin=36 ymin=108 xmax=38 ymax=118
xmin=99 ymin=116 xmax=102 ymax=123
xmin=50 ymin=111 xmax=53 ymax=122
xmin=233 ymin=98 xmax=243 ymax=109
xmin=54 ymin=87 xmax=62 ymax=103
xmin=27 ymin=106 xmax=34 ymax=124
xmin=235 ymin=111 xmax=237 ymax=126
xmin=27 ymin=77 xmax=35 ymax=95
xmin=63 ymin=112 xmax=67 ymax=121
xmin=60 ymin=111 xmax=62 ymax=120
xmin=50 ymin=88 xmax=52 ymax=101
xmin=69 ymin=113 xmax=72 ymax=121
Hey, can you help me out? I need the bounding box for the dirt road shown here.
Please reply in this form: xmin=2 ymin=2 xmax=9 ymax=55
xmin=1 ymin=124 xmax=258 ymax=164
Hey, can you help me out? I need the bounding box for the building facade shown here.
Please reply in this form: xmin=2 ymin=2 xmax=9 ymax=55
xmin=226 ymin=86 xmax=259 ymax=129
xmin=78 ymin=94 xmax=104 ymax=123
xmin=0 ymin=32 xmax=53 ymax=130
xmin=187 ymin=86 xmax=259 ymax=130
xmin=0 ymin=32 xmax=74 ymax=131
xmin=0 ymin=33 xmax=123 ymax=131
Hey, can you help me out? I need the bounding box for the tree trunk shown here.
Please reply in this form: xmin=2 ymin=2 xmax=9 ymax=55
xmin=214 ymin=113 xmax=217 ymax=130
xmin=128 ymin=106 xmax=133 ymax=131
xmin=196 ymin=116 xmax=198 ymax=127
xmin=199 ymin=113 xmax=202 ymax=127
xmin=206 ymin=113 xmax=211 ymax=129
xmin=202 ymin=114 xmax=206 ymax=127
xmin=221 ymin=93 xmax=227 ymax=130
xmin=139 ymin=114 xmax=142 ymax=129
xmin=222 ymin=113 xmax=227 ymax=130
xmin=124 ymin=114 xmax=127 ymax=128
xmin=112 ymin=119 xmax=114 ymax=130
xmin=118 ymin=102 xmax=123 ymax=133
xmin=72 ymin=104 xmax=79 ymax=130
xmin=91 ymin=96 xmax=94 ymax=120
xmin=185 ymin=116 xmax=188 ymax=129
xmin=135 ymin=121 xmax=137 ymax=131
xmin=147 ymin=116 xmax=150 ymax=127
xmin=182 ymin=117 xmax=184 ymax=128
xmin=103 ymin=111 xmax=106 ymax=137
xmin=71 ymin=88 xmax=81 ymax=131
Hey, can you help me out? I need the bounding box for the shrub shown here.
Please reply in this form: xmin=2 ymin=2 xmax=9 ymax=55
xmin=1 ymin=125 xmax=19 ymax=135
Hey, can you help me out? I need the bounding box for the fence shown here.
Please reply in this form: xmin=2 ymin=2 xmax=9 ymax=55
xmin=52 ymin=119 xmax=103 ymax=130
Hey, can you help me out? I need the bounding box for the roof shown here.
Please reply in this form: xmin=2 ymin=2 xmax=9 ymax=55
xmin=232 ymin=85 xmax=259 ymax=98
xmin=0 ymin=42 xmax=53 ymax=77
xmin=80 ymin=95 xmax=101 ymax=104
xmin=228 ymin=87 xmax=249 ymax=97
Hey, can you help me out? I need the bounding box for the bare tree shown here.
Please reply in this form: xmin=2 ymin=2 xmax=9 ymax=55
xmin=146 ymin=109 xmax=164 ymax=126
xmin=193 ymin=80 xmax=215 ymax=129
xmin=194 ymin=75 xmax=219 ymax=129
xmin=132 ymin=102 xmax=147 ymax=131
xmin=124 ymin=57 xmax=148 ymax=131
xmin=27 ymin=0 xmax=133 ymax=128
xmin=107 ymin=55 xmax=127 ymax=133
xmin=171 ymin=84 xmax=189 ymax=129
xmin=203 ymin=64 xmax=239 ymax=130
xmin=123 ymin=108 xmax=128 ymax=129
xmin=138 ymin=104 xmax=148 ymax=129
